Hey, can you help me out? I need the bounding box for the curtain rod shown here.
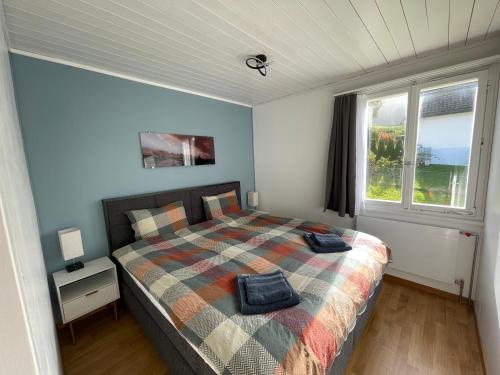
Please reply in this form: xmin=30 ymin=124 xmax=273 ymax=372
xmin=332 ymin=54 xmax=500 ymax=98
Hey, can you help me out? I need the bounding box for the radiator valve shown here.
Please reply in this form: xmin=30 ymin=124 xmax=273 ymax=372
xmin=454 ymin=279 xmax=465 ymax=304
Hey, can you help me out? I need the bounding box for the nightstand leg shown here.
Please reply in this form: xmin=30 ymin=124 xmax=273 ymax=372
xmin=113 ymin=301 xmax=118 ymax=321
xmin=68 ymin=322 xmax=76 ymax=345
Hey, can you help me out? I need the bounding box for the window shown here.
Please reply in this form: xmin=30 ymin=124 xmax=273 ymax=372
xmin=363 ymin=71 xmax=488 ymax=217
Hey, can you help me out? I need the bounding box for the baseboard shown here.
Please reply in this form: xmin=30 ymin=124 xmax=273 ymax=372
xmin=383 ymin=274 xmax=461 ymax=302
xmin=472 ymin=303 xmax=488 ymax=375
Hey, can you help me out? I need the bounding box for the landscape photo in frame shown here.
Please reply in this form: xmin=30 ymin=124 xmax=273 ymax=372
xmin=140 ymin=132 xmax=215 ymax=168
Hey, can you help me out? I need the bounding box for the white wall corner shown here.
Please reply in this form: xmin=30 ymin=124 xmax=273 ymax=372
xmin=474 ymin=76 xmax=500 ymax=375
xmin=0 ymin=1 xmax=62 ymax=373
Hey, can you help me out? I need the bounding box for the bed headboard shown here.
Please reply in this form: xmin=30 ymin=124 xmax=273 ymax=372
xmin=102 ymin=181 xmax=241 ymax=252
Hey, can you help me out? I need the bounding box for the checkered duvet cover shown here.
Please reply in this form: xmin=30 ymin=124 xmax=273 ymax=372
xmin=113 ymin=210 xmax=390 ymax=375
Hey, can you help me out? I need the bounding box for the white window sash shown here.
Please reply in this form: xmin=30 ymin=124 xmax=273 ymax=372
xmin=406 ymin=70 xmax=488 ymax=214
xmin=362 ymin=87 xmax=411 ymax=208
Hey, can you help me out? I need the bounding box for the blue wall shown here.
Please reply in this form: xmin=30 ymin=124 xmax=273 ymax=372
xmin=11 ymin=54 xmax=255 ymax=275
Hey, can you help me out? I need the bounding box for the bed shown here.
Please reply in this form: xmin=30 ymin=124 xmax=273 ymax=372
xmin=102 ymin=181 xmax=390 ymax=375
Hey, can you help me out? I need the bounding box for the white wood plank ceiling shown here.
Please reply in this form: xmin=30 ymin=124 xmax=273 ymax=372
xmin=3 ymin=0 xmax=500 ymax=106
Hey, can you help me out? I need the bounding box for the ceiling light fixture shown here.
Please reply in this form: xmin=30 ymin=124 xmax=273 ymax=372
xmin=245 ymin=54 xmax=272 ymax=77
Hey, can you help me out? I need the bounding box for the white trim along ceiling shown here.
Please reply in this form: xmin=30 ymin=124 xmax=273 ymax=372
xmin=3 ymin=0 xmax=500 ymax=106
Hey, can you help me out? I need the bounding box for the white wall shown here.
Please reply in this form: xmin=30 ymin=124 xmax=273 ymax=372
xmin=0 ymin=219 xmax=38 ymax=373
xmin=253 ymin=85 xmax=355 ymax=228
xmin=474 ymin=85 xmax=500 ymax=375
xmin=0 ymin=3 xmax=61 ymax=374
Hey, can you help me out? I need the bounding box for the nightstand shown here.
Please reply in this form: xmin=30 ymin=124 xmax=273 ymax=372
xmin=53 ymin=256 xmax=120 ymax=344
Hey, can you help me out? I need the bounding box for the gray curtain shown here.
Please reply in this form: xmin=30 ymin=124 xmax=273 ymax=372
xmin=324 ymin=93 xmax=357 ymax=217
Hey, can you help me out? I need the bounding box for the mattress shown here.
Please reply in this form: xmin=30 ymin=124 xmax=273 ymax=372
xmin=114 ymin=210 xmax=390 ymax=374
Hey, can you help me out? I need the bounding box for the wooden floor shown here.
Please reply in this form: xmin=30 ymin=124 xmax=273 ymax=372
xmin=59 ymin=281 xmax=484 ymax=375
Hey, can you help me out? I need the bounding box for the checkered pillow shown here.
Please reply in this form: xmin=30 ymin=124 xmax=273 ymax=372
xmin=126 ymin=200 xmax=189 ymax=240
xmin=202 ymin=190 xmax=241 ymax=220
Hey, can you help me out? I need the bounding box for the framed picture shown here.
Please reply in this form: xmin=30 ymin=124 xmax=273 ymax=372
xmin=140 ymin=132 xmax=215 ymax=168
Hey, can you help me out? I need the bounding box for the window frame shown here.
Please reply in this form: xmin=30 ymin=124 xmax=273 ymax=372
xmin=362 ymin=69 xmax=490 ymax=219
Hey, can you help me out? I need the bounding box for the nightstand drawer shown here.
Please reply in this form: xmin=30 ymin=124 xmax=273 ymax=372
xmin=62 ymin=283 xmax=118 ymax=322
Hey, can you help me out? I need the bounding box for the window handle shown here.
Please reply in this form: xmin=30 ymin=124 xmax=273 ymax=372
xmin=404 ymin=161 xmax=413 ymax=166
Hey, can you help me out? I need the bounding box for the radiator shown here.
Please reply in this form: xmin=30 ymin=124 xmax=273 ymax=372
xmin=357 ymin=216 xmax=477 ymax=298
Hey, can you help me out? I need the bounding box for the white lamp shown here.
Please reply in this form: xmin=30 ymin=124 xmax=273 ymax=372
xmin=247 ymin=191 xmax=259 ymax=210
xmin=58 ymin=228 xmax=85 ymax=272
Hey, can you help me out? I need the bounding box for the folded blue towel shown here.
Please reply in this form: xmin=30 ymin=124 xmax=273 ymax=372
xmin=236 ymin=271 xmax=300 ymax=315
xmin=311 ymin=233 xmax=346 ymax=248
xmin=303 ymin=233 xmax=352 ymax=253
xmin=243 ymin=270 xmax=284 ymax=284
xmin=245 ymin=271 xmax=292 ymax=305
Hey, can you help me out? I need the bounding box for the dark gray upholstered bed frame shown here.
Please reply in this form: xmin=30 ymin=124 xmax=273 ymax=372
xmin=102 ymin=181 xmax=381 ymax=375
